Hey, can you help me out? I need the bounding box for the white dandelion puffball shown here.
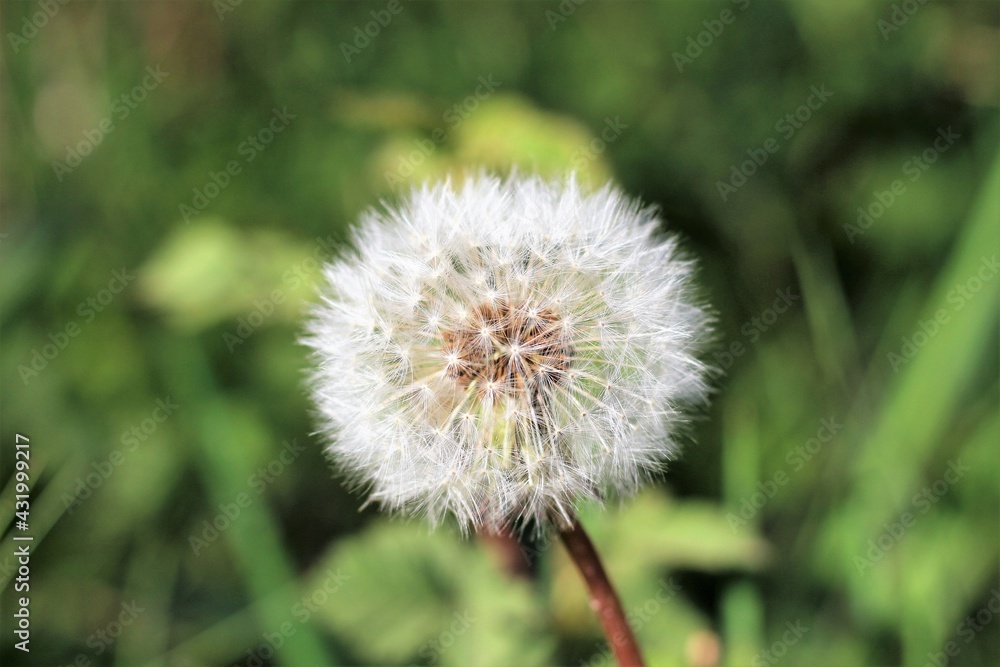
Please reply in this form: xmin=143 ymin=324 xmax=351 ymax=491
xmin=305 ymin=174 xmax=712 ymax=533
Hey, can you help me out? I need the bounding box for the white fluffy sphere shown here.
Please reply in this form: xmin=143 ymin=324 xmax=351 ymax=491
xmin=305 ymin=174 xmax=712 ymax=532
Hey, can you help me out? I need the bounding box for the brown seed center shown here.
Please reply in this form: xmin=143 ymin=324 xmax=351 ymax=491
xmin=441 ymin=301 xmax=571 ymax=398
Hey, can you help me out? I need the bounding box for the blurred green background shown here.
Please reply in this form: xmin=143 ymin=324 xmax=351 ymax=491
xmin=2 ymin=1 xmax=998 ymax=666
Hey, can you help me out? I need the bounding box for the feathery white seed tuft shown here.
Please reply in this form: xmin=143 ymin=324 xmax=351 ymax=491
xmin=304 ymin=173 xmax=712 ymax=533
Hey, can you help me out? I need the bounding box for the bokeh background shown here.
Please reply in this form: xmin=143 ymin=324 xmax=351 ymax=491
xmin=2 ymin=1 xmax=999 ymax=666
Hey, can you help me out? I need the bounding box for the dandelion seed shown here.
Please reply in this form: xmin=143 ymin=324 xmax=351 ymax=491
xmin=304 ymin=173 xmax=712 ymax=534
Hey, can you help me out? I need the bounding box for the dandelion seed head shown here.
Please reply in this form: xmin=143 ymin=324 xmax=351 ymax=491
xmin=305 ymin=173 xmax=712 ymax=533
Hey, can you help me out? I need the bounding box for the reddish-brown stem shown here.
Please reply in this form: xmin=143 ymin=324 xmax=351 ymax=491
xmin=558 ymin=516 xmax=645 ymax=667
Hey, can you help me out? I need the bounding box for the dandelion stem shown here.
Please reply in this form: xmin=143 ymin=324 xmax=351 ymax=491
xmin=559 ymin=515 xmax=644 ymax=667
